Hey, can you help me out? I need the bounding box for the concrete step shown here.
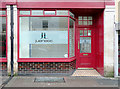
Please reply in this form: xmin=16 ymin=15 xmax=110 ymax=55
xmin=72 ymin=69 xmax=101 ymax=77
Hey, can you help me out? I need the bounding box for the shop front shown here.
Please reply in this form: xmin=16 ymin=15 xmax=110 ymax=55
xmin=18 ymin=10 xmax=76 ymax=74
xmin=0 ymin=0 xmax=116 ymax=77
xmin=15 ymin=9 xmax=104 ymax=75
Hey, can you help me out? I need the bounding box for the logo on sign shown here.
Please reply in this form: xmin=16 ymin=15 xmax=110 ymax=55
xmin=35 ymin=32 xmax=53 ymax=43
xmin=41 ymin=33 xmax=47 ymax=39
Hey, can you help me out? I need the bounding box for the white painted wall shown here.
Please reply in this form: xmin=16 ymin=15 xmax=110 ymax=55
xmin=6 ymin=5 xmax=11 ymax=74
xmin=13 ymin=5 xmax=18 ymax=74
xmin=104 ymin=5 xmax=115 ymax=77
xmin=114 ymin=0 xmax=120 ymax=77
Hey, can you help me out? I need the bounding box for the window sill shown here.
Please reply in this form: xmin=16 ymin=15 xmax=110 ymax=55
xmin=18 ymin=57 xmax=76 ymax=62
xmin=0 ymin=58 xmax=7 ymax=62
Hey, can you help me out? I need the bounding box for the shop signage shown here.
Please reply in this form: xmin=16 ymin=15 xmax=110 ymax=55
xmin=20 ymin=31 xmax=68 ymax=44
xmin=35 ymin=32 xmax=53 ymax=43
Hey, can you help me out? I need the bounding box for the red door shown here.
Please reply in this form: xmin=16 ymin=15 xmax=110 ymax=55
xmin=76 ymin=16 xmax=95 ymax=68
xmin=76 ymin=27 xmax=95 ymax=68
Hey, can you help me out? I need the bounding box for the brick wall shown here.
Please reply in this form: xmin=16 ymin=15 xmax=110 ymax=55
xmin=18 ymin=60 xmax=76 ymax=75
xmin=0 ymin=62 xmax=7 ymax=75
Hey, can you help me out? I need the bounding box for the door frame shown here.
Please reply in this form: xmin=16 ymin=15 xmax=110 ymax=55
xmin=75 ymin=16 xmax=95 ymax=69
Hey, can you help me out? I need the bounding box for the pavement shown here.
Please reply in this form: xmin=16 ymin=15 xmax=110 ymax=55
xmin=2 ymin=76 xmax=118 ymax=87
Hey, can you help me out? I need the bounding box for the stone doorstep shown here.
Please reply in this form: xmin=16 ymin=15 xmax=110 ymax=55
xmin=72 ymin=69 xmax=101 ymax=77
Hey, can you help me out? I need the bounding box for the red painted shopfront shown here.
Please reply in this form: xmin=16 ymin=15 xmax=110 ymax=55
xmin=0 ymin=0 xmax=115 ymax=76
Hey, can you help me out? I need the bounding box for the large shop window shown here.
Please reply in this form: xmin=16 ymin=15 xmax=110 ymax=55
xmin=0 ymin=17 xmax=6 ymax=58
xmin=20 ymin=17 xmax=69 ymax=58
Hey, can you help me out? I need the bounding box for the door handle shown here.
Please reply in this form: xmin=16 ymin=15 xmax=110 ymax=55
xmin=78 ymin=41 xmax=79 ymax=49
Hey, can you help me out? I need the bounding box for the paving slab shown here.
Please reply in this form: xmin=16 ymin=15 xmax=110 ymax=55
xmin=4 ymin=76 xmax=118 ymax=87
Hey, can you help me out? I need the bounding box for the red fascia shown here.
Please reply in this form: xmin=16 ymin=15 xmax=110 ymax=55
xmin=17 ymin=2 xmax=105 ymax=9
xmin=1 ymin=0 xmax=115 ymax=8
xmin=0 ymin=0 xmax=17 ymax=8
xmin=1 ymin=1 xmax=105 ymax=8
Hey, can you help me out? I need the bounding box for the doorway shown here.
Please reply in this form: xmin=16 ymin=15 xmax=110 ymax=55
xmin=76 ymin=16 xmax=95 ymax=69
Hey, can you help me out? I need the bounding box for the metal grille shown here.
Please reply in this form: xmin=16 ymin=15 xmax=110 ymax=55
xmin=34 ymin=77 xmax=65 ymax=83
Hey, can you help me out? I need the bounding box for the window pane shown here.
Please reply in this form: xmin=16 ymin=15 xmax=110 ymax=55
xmin=31 ymin=17 xmax=68 ymax=31
xmin=83 ymin=16 xmax=87 ymax=20
xmin=20 ymin=11 xmax=30 ymax=15
xmin=32 ymin=10 xmax=43 ymax=15
xmin=88 ymin=30 xmax=91 ymax=36
xmin=0 ymin=11 xmax=6 ymax=15
xmin=69 ymin=18 xmax=75 ymax=57
xmin=83 ymin=21 xmax=87 ymax=25
xmin=80 ymin=30 xmax=83 ymax=36
xmin=44 ymin=11 xmax=55 ymax=15
xmin=80 ymin=37 xmax=91 ymax=53
xmin=42 ymin=20 xmax=48 ymax=28
xmin=30 ymin=44 xmax=68 ymax=58
xmin=84 ymin=30 xmax=87 ymax=36
xmin=78 ymin=16 xmax=82 ymax=20
xmin=19 ymin=17 xmax=68 ymax=58
xmin=88 ymin=21 xmax=93 ymax=25
xmin=0 ymin=17 xmax=6 ymax=57
xmin=78 ymin=21 xmax=82 ymax=25
xmin=88 ymin=16 xmax=92 ymax=20
xmin=69 ymin=11 xmax=74 ymax=18
xmin=56 ymin=10 xmax=68 ymax=15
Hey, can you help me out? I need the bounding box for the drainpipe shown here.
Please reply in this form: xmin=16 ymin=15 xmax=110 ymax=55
xmin=10 ymin=5 xmax=14 ymax=77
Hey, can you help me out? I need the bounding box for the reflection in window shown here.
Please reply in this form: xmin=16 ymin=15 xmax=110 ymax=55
xmin=0 ymin=17 xmax=6 ymax=57
xmin=84 ymin=30 xmax=87 ymax=36
xmin=69 ymin=11 xmax=74 ymax=18
xmin=0 ymin=11 xmax=6 ymax=15
xmin=80 ymin=37 xmax=91 ymax=53
xmin=20 ymin=11 xmax=30 ymax=15
xmin=78 ymin=16 xmax=93 ymax=26
xmin=88 ymin=30 xmax=91 ymax=36
xmin=88 ymin=16 xmax=92 ymax=20
xmin=32 ymin=10 xmax=43 ymax=15
xmin=80 ymin=30 xmax=83 ymax=36
xmin=78 ymin=16 xmax=82 ymax=20
xmin=44 ymin=11 xmax=55 ymax=15
xmin=56 ymin=10 xmax=68 ymax=15
xmin=42 ymin=20 xmax=48 ymax=29
xmin=80 ymin=29 xmax=91 ymax=36
xmin=30 ymin=17 xmax=68 ymax=31
xmin=88 ymin=21 xmax=92 ymax=25
xmin=83 ymin=16 xmax=87 ymax=20
xmin=78 ymin=21 xmax=82 ymax=25
xmin=83 ymin=21 xmax=87 ymax=25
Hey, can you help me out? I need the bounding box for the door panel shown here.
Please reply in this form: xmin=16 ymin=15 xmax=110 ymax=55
xmin=76 ymin=28 xmax=94 ymax=68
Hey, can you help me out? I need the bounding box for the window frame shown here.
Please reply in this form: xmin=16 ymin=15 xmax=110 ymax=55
xmin=78 ymin=16 xmax=93 ymax=28
xmin=18 ymin=9 xmax=75 ymax=62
